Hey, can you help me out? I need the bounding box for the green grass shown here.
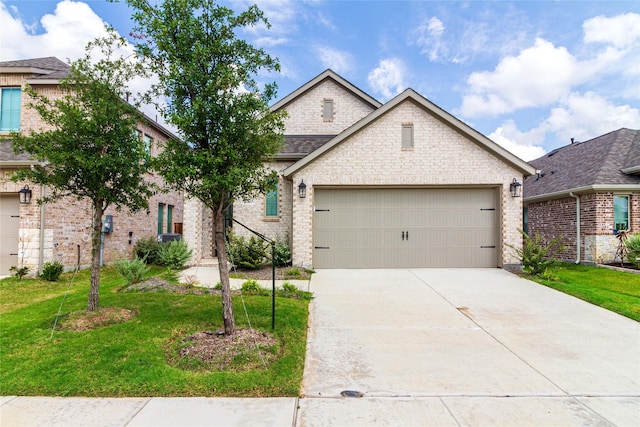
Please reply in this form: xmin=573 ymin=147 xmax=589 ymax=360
xmin=0 ymin=267 xmax=310 ymax=397
xmin=528 ymin=264 xmax=640 ymax=321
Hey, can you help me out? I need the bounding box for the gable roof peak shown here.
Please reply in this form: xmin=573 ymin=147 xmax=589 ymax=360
xmin=284 ymin=84 xmax=535 ymax=177
xmin=271 ymin=69 xmax=382 ymax=112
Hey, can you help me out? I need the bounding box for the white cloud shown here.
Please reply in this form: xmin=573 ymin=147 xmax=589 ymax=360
xmin=237 ymin=0 xmax=299 ymax=46
xmin=460 ymin=12 xmax=640 ymax=118
xmin=489 ymin=123 xmax=547 ymax=161
xmin=367 ymin=58 xmax=406 ymax=100
xmin=1 ymin=0 xmax=108 ymax=61
xmin=461 ymin=39 xmax=581 ymax=117
xmin=314 ymin=46 xmax=354 ymax=76
xmin=583 ymin=12 xmax=640 ymax=49
xmin=412 ymin=16 xmax=448 ymax=62
xmin=490 ymin=92 xmax=640 ymax=158
xmin=542 ymin=92 xmax=640 ymax=141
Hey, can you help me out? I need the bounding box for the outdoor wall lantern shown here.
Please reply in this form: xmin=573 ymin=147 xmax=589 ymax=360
xmin=18 ymin=185 xmax=32 ymax=204
xmin=509 ymin=178 xmax=522 ymax=198
xmin=298 ymin=180 xmax=307 ymax=199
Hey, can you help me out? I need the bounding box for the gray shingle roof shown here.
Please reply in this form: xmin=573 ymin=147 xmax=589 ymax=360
xmin=281 ymin=135 xmax=336 ymax=155
xmin=0 ymin=57 xmax=70 ymax=80
xmin=524 ymin=128 xmax=640 ymax=199
xmin=0 ymin=139 xmax=33 ymax=162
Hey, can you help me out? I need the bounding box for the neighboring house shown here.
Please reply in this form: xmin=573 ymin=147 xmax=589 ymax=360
xmin=524 ymin=128 xmax=640 ymax=264
xmin=0 ymin=57 xmax=184 ymax=276
xmin=185 ymin=70 xmax=536 ymax=269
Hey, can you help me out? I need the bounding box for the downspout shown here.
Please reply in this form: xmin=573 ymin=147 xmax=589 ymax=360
xmin=38 ymin=184 xmax=45 ymax=275
xmin=569 ymin=192 xmax=580 ymax=264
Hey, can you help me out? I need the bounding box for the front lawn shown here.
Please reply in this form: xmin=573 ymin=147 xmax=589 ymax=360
xmin=0 ymin=267 xmax=310 ymax=397
xmin=528 ymin=264 xmax=640 ymax=321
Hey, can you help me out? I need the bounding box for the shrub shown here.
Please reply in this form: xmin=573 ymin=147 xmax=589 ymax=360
xmin=241 ymin=279 xmax=263 ymax=294
xmin=158 ymin=239 xmax=193 ymax=270
xmin=512 ymin=231 xmax=566 ymax=277
xmin=227 ymin=233 xmax=267 ymax=270
xmin=278 ymin=281 xmax=312 ymax=300
xmin=41 ymin=261 xmax=64 ymax=281
xmin=9 ymin=265 xmax=30 ymax=281
xmin=284 ymin=267 xmax=303 ymax=279
xmin=625 ymin=233 xmax=640 ymax=265
xmin=115 ymin=257 xmax=150 ymax=285
xmin=134 ymin=237 xmax=162 ymax=265
xmin=272 ymin=237 xmax=291 ymax=267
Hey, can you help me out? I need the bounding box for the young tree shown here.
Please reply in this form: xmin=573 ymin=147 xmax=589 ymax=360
xmin=125 ymin=0 xmax=285 ymax=335
xmin=10 ymin=29 xmax=152 ymax=312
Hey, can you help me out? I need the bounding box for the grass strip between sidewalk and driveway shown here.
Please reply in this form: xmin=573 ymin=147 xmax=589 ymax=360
xmin=526 ymin=263 xmax=640 ymax=321
xmin=0 ymin=266 xmax=310 ymax=397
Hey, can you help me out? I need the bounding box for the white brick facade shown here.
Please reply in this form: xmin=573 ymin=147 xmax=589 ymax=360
xmin=287 ymin=99 xmax=525 ymax=268
xmin=186 ymin=71 xmax=534 ymax=269
xmin=1 ymin=64 xmax=183 ymax=275
xmin=282 ymin=79 xmax=376 ymax=135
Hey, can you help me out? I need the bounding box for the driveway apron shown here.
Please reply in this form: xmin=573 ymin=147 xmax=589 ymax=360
xmin=297 ymin=268 xmax=640 ymax=426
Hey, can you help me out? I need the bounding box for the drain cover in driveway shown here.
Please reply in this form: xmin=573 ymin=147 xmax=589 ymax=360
xmin=340 ymin=390 xmax=364 ymax=397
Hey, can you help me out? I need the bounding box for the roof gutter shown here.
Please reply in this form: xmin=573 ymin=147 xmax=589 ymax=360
xmin=524 ymin=184 xmax=640 ymax=203
xmin=569 ymin=192 xmax=580 ymax=264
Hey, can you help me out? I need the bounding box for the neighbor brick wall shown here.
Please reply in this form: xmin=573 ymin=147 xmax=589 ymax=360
xmin=282 ymin=79 xmax=376 ymax=135
xmin=1 ymin=72 xmax=183 ymax=274
xmin=526 ymin=192 xmax=640 ymax=264
xmin=288 ymin=99 xmax=525 ymax=268
xmin=527 ymin=197 xmax=577 ymax=261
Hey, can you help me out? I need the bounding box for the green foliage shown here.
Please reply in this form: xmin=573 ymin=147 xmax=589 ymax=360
xmin=272 ymin=237 xmax=291 ymax=267
xmin=241 ymin=279 xmax=264 ymax=295
xmin=9 ymin=29 xmax=151 ymax=312
xmin=158 ymin=240 xmax=193 ymax=270
xmin=512 ymin=231 xmax=566 ymax=277
xmin=277 ymin=282 xmax=312 ymax=300
xmin=531 ymin=263 xmax=640 ymax=321
xmin=126 ymin=0 xmax=286 ymax=335
xmin=284 ymin=267 xmax=302 ymax=279
xmin=9 ymin=266 xmax=30 ymax=281
xmin=40 ymin=261 xmax=64 ymax=282
xmin=0 ymin=266 xmax=310 ymax=396
xmin=160 ymin=267 xmax=180 ymax=283
xmin=115 ymin=257 xmax=150 ymax=285
xmin=227 ymin=233 xmax=268 ymax=270
xmin=134 ymin=237 xmax=162 ymax=265
xmin=625 ymin=233 xmax=640 ymax=265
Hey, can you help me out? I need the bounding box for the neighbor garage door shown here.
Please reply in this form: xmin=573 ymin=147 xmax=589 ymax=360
xmin=312 ymin=188 xmax=498 ymax=268
xmin=0 ymin=195 xmax=20 ymax=275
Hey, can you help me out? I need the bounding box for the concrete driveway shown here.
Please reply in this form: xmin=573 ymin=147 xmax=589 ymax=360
xmin=298 ymin=269 xmax=640 ymax=426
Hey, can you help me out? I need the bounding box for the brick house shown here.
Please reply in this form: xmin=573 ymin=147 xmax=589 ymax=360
xmin=524 ymin=128 xmax=640 ymax=264
xmin=0 ymin=57 xmax=184 ymax=276
xmin=185 ymin=70 xmax=536 ymax=269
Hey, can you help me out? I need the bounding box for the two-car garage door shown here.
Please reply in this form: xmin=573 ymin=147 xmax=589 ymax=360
xmin=312 ymin=188 xmax=498 ymax=268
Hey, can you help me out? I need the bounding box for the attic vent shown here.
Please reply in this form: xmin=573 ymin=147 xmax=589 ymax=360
xmin=323 ymin=99 xmax=334 ymax=122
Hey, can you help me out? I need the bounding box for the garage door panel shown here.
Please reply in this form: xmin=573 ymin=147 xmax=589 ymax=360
xmin=313 ymin=188 xmax=498 ymax=268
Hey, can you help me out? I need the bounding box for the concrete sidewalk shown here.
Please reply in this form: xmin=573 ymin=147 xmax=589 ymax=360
xmin=0 ymin=396 xmax=297 ymax=427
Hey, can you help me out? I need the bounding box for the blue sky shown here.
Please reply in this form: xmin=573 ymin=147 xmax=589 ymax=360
xmin=1 ymin=0 xmax=639 ymax=160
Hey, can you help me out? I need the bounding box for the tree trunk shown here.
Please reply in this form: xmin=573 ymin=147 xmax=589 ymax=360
xmin=87 ymin=201 xmax=104 ymax=312
xmin=214 ymin=208 xmax=235 ymax=335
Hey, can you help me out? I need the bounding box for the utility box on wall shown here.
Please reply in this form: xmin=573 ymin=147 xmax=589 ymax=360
xmin=101 ymin=215 xmax=113 ymax=233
